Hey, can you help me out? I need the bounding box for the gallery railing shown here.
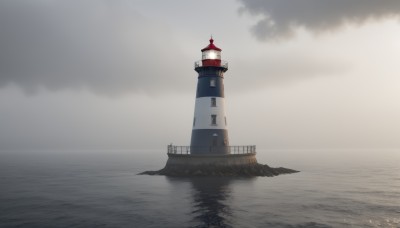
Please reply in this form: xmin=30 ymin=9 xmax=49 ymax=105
xmin=167 ymin=145 xmax=256 ymax=155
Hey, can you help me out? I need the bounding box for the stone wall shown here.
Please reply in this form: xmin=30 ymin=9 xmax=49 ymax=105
xmin=166 ymin=153 xmax=258 ymax=167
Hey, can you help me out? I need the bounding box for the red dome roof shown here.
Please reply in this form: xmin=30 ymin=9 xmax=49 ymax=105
xmin=201 ymin=38 xmax=222 ymax=52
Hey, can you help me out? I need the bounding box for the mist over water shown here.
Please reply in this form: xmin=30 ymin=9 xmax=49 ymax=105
xmin=0 ymin=149 xmax=399 ymax=228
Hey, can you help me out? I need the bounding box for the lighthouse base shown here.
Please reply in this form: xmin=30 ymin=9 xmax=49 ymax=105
xmin=139 ymin=153 xmax=298 ymax=177
xmin=166 ymin=153 xmax=258 ymax=166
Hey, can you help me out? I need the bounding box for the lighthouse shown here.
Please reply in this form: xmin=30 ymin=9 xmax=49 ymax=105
xmin=163 ymin=37 xmax=257 ymax=167
xmin=140 ymin=37 xmax=299 ymax=177
xmin=190 ymin=37 xmax=230 ymax=155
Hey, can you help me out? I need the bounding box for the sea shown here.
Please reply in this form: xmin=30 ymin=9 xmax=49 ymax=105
xmin=0 ymin=149 xmax=399 ymax=228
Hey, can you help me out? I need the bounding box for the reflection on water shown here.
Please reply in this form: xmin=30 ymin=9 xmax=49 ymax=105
xmin=166 ymin=177 xmax=255 ymax=228
xmin=190 ymin=177 xmax=232 ymax=228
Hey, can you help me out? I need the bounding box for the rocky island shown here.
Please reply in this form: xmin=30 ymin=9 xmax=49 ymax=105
xmin=139 ymin=149 xmax=298 ymax=177
xmin=139 ymin=163 xmax=298 ymax=177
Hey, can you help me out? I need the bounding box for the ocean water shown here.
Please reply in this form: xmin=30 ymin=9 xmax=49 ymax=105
xmin=0 ymin=149 xmax=399 ymax=228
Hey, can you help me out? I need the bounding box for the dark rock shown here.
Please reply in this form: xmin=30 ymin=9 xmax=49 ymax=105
xmin=138 ymin=163 xmax=299 ymax=177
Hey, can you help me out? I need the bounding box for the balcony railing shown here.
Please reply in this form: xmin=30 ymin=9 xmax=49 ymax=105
xmin=194 ymin=60 xmax=228 ymax=69
xmin=167 ymin=145 xmax=256 ymax=155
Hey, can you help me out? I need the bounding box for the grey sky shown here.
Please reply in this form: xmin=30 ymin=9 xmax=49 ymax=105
xmin=2 ymin=0 xmax=395 ymax=95
xmin=0 ymin=0 xmax=399 ymax=150
xmin=0 ymin=0 xmax=186 ymax=95
xmin=238 ymin=0 xmax=400 ymax=40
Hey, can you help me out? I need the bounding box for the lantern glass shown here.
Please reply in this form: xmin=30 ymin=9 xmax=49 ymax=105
xmin=202 ymin=50 xmax=221 ymax=60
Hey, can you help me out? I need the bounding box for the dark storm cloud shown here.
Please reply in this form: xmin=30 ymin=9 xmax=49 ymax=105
xmin=238 ymin=0 xmax=400 ymax=40
xmin=0 ymin=0 xmax=188 ymax=95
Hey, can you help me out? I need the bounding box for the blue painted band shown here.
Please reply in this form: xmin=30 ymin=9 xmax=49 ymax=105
xmin=190 ymin=129 xmax=230 ymax=155
xmin=196 ymin=77 xmax=224 ymax=98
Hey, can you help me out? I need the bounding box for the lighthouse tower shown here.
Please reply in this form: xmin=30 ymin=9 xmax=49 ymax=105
xmin=140 ymin=37 xmax=298 ymax=177
xmin=164 ymin=37 xmax=256 ymax=168
xmin=190 ymin=38 xmax=230 ymax=155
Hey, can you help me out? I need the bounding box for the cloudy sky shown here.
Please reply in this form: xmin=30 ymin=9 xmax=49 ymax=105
xmin=0 ymin=0 xmax=399 ymax=151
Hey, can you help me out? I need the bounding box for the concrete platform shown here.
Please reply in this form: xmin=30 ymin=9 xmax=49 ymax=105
xmin=166 ymin=153 xmax=258 ymax=167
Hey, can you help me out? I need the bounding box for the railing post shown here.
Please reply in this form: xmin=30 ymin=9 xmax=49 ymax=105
xmin=168 ymin=145 xmax=256 ymax=155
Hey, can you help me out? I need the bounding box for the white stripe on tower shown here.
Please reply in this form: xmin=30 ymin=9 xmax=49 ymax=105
xmin=192 ymin=97 xmax=227 ymax=130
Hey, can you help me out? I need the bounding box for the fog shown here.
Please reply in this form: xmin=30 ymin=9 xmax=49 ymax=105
xmin=0 ymin=0 xmax=399 ymax=151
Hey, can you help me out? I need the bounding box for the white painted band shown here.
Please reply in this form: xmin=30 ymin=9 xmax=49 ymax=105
xmin=192 ymin=97 xmax=228 ymax=130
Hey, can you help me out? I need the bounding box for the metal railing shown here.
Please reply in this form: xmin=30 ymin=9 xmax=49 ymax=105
xmin=167 ymin=145 xmax=256 ymax=155
xmin=194 ymin=60 xmax=228 ymax=69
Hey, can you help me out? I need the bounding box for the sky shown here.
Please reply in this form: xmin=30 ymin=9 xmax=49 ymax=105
xmin=0 ymin=0 xmax=399 ymax=151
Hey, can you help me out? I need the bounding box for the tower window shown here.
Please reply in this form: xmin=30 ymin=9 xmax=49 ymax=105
xmin=211 ymin=98 xmax=216 ymax=107
xmin=225 ymin=116 xmax=227 ymax=125
xmin=211 ymin=115 xmax=217 ymax=125
xmin=193 ymin=117 xmax=196 ymax=127
xmin=210 ymin=79 xmax=216 ymax=87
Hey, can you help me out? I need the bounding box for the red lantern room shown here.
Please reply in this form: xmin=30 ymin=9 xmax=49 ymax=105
xmin=201 ymin=37 xmax=222 ymax=67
